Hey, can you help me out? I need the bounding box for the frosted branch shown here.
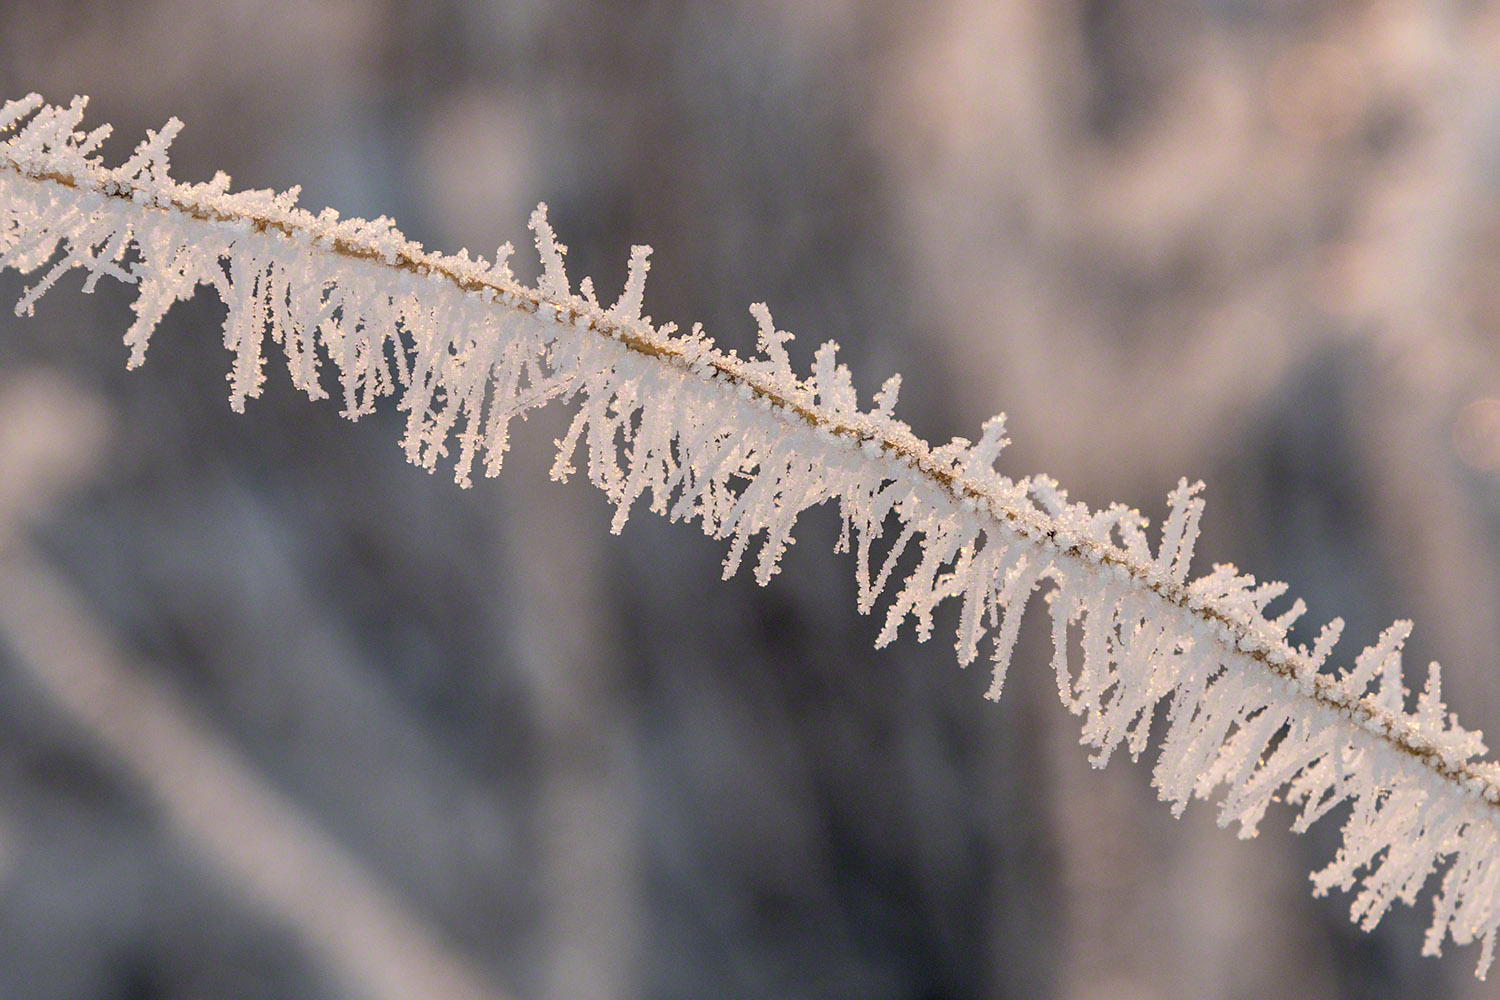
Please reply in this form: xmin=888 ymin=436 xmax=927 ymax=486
xmin=4 ymin=94 xmax=1499 ymax=974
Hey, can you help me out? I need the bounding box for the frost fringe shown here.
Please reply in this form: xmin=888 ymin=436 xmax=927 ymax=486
xmin=4 ymin=94 xmax=1499 ymax=974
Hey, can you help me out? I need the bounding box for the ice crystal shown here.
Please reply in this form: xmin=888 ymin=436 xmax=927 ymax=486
xmin=4 ymin=94 xmax=1500 ymax=974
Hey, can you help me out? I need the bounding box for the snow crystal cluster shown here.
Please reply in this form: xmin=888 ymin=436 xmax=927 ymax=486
xmin=4 ymin=94 xmax=1500 ymax=973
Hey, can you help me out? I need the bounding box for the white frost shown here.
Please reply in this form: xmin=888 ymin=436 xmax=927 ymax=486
xmin=4 ymin=94 xmax=1500 ymax=975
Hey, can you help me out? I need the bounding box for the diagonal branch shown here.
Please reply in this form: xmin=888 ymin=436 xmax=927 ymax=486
xmin=3 ymin=93 xmax=1499 ymax=975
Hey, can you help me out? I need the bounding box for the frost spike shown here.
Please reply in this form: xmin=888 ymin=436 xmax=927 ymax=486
xmin=749 ymin=301 xmax=793 ymax=379
xmin=610 ymin=244 xmax=651 ymax=322
xmin=529 ymin=202 xmax=570 ymax=301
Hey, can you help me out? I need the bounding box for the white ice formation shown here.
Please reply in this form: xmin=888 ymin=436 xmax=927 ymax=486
xmin=4 ymin=94 xmax=1499 ymax=975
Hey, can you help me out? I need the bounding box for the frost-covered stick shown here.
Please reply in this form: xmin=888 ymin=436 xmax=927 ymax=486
xmin=4 ymin=93 xmax=1500 ymax=974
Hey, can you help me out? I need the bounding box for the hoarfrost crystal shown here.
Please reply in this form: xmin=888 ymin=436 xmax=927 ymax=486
xmin=4 ymin=94 xmax=1500 ymax=975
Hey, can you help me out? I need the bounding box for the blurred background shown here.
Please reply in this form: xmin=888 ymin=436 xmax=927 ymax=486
xmin=1 ymin=1 xmax=1500 ymax=997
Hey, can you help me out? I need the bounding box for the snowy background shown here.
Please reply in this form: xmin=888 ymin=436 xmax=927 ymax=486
xmin=2 ymin=1 xmax=1500 ymax=998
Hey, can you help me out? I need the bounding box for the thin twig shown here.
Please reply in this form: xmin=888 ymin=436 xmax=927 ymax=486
xmin=2 ymin=153 xmax=1495 ymax=811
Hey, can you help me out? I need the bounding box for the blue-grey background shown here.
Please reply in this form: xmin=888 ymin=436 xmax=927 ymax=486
xmin=2 ymin=1 xmax=1500 ymax=998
